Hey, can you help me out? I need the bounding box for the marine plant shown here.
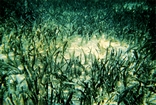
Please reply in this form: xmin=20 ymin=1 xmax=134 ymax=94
xmin=0 ymin=0 xmax=155 ymax=105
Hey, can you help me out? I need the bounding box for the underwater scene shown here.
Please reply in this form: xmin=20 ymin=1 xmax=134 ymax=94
xmin=0 ymin=0 xmax=156 ymax=105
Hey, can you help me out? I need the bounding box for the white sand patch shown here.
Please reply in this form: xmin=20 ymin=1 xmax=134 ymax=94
xmin=0 ymin=53 xmax=7 ymax=61
xmin=65 ymin=34 xmax=129 ymax=63
xmin=7 ymin=74 xmax=28 ymax=93
xmin=0 ymin=33 xmax=129 ymax=64
xmin=0 ymin=44 xmax=7 ymax=60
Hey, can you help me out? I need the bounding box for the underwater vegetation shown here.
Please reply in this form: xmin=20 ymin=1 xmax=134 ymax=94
xmin=0 ymin=0 xmax=156 ymax=105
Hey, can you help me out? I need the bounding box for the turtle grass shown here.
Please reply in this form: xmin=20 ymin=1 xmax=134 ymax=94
xmin=0 ymin=0 xmax=155 ymax=104
xmin=0 ymin=20 xmax=155 ymax=105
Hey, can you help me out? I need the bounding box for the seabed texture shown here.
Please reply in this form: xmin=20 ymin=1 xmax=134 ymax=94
xmin=0 ymin=0 xmax=156 ymax=105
